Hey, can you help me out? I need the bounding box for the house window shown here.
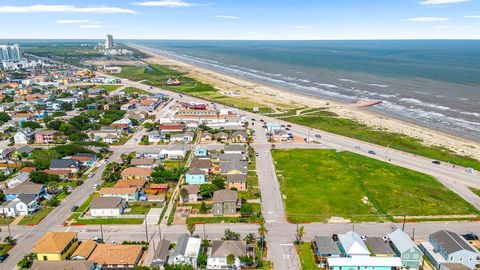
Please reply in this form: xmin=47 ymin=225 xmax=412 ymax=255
xmin=413 ymin=254 xmax=419 ymax=259
xmin=43 ymin=256 xmax=48 ymax=260
xmin=404 ymin=254 xmax=410 ymax=259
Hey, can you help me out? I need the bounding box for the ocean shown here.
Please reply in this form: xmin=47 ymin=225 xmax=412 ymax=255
xmin=133 ymin=40 xmax=480 ymax=141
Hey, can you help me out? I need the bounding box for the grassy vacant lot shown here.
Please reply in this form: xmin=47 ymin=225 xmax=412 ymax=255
xmin=116 ymin=64 xmax=274 ymax=112
xmin=124 ymin=87 xmax=150 ymax=95
xmin=281 ymin=110 xmax=480 ymax=171
xmin=19 ymin=207 xmax=53 ymax=226
xmin=470 ymin=187 xmax=480 ymax=197
xmin=296 ymin=243 xmax=317 ymax=269
xmin=96 ymin=84 xmax=121 ymax=92
xmin=272 ymin=149 xmax=479 ymax=223
xmin=72 ymin=216 xmax=144 ymax=225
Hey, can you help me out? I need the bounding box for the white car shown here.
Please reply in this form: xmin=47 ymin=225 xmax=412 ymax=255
xmin=93 ymin=184 xmax=99 ymax=189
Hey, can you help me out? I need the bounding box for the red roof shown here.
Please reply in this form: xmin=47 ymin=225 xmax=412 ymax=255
xmin=19 ymin=167 xmax=36 ymax=173
xmin=43 ymin=169 xmax=71 ymax=175
xmin=159 ymin=124 xmax=183 ymax=130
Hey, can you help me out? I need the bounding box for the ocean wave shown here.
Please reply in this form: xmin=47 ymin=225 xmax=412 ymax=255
xmin=368 ymin=83 xmax=390 ymax=88
xmin=378 ymin=94 xmax=397 ymax=98
xmin=399 ymin=98 xmax=450 ymax=111
xmin=314 ymin=83 xmax=339 ymax=88
xmin=339 ymin=78 xmax=357 ymax=83
xmin=459 ymin=111 xmax=480 ymax=117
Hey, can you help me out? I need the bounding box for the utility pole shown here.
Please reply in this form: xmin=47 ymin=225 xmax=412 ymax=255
xmin=203 ymin=223 xmax=206 ymax=240
xmin=402 ymin=214 xmax=406 ymax=231
xmin=158 ymin=224 xmax=162 ymax=241
xmin=7 ymin=223 xmax=11 ymax=239
xmin=145 ymin=216 xmax=149 ymax=242
xmin=100 ymin=224 xmax=104 ymax=241
xmin=412 ymin=228 xmax=415 ymax=241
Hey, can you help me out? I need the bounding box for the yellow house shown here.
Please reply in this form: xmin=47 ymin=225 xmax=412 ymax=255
xmin=33 ymin=232 xmax=79 ymax=261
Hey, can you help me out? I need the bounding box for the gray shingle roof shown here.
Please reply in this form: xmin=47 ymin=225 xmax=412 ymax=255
xmin=173 ymin=233 xmax=190 ymax=257
xmin=17 ymin=194 xmax=36 ymax=204
xmin=314 ymin=236 xmax=341 ymax=256
xmin=366 ymin=237 xmax=395 ymax=256
xmin=50 ymin=159 xmax=80 ymax=169
xmin=226 ymin=174 xmax=247 ymax=183
xmin=90 ymin=197 xmax=124 ymax=209
xmin=211 ymin=240 xmax=246 ymax=257
xmin=4 ymin=181 xmax=44 ymax=195
xmin=213 ymin=189 xmax=238 ymax=203
xmin=387 ymin=228 xmax=417 ymax=254
xmin=430 ymin=230 xmax=476 ymax=254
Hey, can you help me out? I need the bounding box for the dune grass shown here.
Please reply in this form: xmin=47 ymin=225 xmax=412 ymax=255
xmin=272 ymin=149 xmax=479 ymax=223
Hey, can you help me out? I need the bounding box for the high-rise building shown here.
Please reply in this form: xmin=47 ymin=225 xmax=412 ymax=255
xmin=0 ymin=44 xmax=21 ymax=61
xmin=105 ymin=34 xmax=114 ymax=49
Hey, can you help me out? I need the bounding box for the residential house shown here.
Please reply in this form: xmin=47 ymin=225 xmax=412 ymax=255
xmin=181 ymin=185 xmax=200 ymax=203
xmin=15 ymin=145 xmax=35 ymax=156
xmin=170 ymin=234 xmax=201 ymax=268
xmin=33 ymin=232 xmax=79 ymax=261
xmin=366 ymin=237 xmax=396 ymax=256
xmin=121 ymin=167 xmax=152 ymax=181
xmin=326 ymin=256 xmax=403 ymax=270
xmin=0 ymin=147 xmax=16 ymax=161
xmin=207 ymin=240 xmax=247 ymax=270
xmin=313 ymin=236 xmax=342 ymax=261
xmin=194 ymin=146 xmax=208 ymax=157
xmin=14 ymin=127 xmax=35 ymax=144
xmin=43 ymin=169 xmax=72 ymax=180
xmin=215 ymin=132 xmax=229 ymax=142
xmin=50 ymin=159 xmax=80 ymax=174
xmin=137 ymin=98 xmax=160 ymax=112
xmin=148 ymin=130 xmax=163 ymax=143
xmin=170 ymin=131 xmax=195 ymax=143
xmin=337 ymin=231 xmax=370 ymax=257
xmin=190 ymin=157 xmax=211 ymax=173
xmin=387 ymin=228 xmax=422 ymax=269
xmin=421 ymin=230 xmax=478 ymax=269
xmin=440 ymin=263 xmax=473 ymax=270
xmin=7 ymin=172 xmax=30 ymax=188
xmin=212 ymin=189 xmax=239 ymax=216
xmin=160 ymin=144 xmax=187 ymax=160
xmin=149 ymin=183 xmax=170 ymax=193
xmin=88 ymin=243 xmax=144 ymax=269
xmin=103 ymin=133 xmax=119 ymax=144
xmin=136 ymin=149 xmax=161 ymax=159
xmin=99 ymin=187 xmax=140 ymax=202
xmin=185 ymin=168 xmax=206 ymax=185
xmin=111 ymin=118 xmax=133 ymax=131
xmin=30 ymin=261 xmax=95 ymax=270
xmin=224 ymin=144 xmax=246 ymax=155
xmin=113 ymin=179 xmax=147 ymax=189
xmin=4 ymin=181 xmax=47 ymax=201
xmin=35 ymin=130 xmax=60 ymax=144
xmin=159 ymin=124 xmax=184 ymax=133
xmin=226 ymin=174 xmax=247 ymax=191
xmin=130 ymin=158 xmax=160 ymax=169
xmin=230 ymin=131 xmax=248 ymax=143
xmin=151 ymin=239 xmax=171 ymax=269
xmin=219 ymin=160 xmax=248 ymax=175
xmin=70 ymin=153 xmax=97 ymax=167
xmin=90 ymin=197 xmax=127 ymax=217
xmin=71 ymin=240 xmax=97 ymax=260
xmin=200 ymin=132 xmax=213 ymax=143
xmin=0 ymin=194 xmax=39 ymax=217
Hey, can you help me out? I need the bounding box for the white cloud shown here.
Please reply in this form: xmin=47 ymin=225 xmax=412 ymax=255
xmin=213 ymin=15 xmax=238 ymax=20
xmin=79 ymin=24 xmax=102 ymax=29
xmin=434 ymin=25 xmax=451 ymax=28
xmin=405 ymin=17 xmax=450 ymax=22
xmin=134 ymin=0 xmax=200 ymax=7
xmin=294 ymin=25 xmax=312 ymax=29
xmin=55 ymin=19 xmax=93 ymax=24
xmin=419 ymin=0 xmax=470 ymax=5
xmin=464 ymin=15 xmax=480 ymax=19
xmin=0 ymin=4 xmax=136 ymax=14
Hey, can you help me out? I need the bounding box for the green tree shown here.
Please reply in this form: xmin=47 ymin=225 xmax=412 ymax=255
xmin=0 ymin=112 xmax=11 ymax=123
xmin=239 ymin=255 xmax=254 ymax=267
xmin=199 ymin=201 xmax=208 ymax=214
xmin=21 ymin=121 xmax=41 ymax=129
xmin=295 ymin=225 xmax=305 ymax=247
xmin=197 ymin=251 xmax=208 ymax=268
xmin=227 ymin=254 xmax=236 ymax=267
xmin=212 ymin=177 xmax=225 ymax=190
xmin=243 ymin=233 xmax=256 ymax=244
xmin=46 ymin=197 xmax=60 ymax=207
xmin=187 ymin=221 xmax=196 ymax=236
xmin=258 ymin=220 xmax=268 ymax=259
xmin=31 ymin=149 xmax=61 ymax=169
xmin=164 ymin=264 xmax=194 ymax=270
xmin=222 ymin=229 xmax=240 ymax=241
xmin=199 ymin=184 xmax=216 ymax=198
xmin=30 ymin=171 xmax=60 ymax=184
xmin=61 ymin=102 xmax=73 ymax=111
xmin=240 ymin=202 xmax=253 ymax=217
xmin=46 ymin=120 xmax=64 ymax=130
xmin=180 ymin=188 xmax=188 ymax=201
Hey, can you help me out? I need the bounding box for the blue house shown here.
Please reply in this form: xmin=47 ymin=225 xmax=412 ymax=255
xmin=194 ymin=146 xmax=208 ymax=157
xmin=387 ymin=228 xmax=422 ymax=269
xmin=313 ymin=236 xmax=341 ymax=259
xmin=327 ymin=257 xmax=403 ymax=270
xmin=185 ymin=168 xmax=206 ymax=185
xmin=425 ymin=230 xmax=478 ymax=269
xmin=4 ymin=181 xmax=47 ymax=201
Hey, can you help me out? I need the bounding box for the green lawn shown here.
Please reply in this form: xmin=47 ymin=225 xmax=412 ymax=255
xmin=281 ymin=111 xmax=480 ymax=171
xmin=272 ymin=149 xmax=479 ymax=223
xmin=295 ymin=243 xmax=317 ymax=270
xmin=187 ymin=215 xmax=263 ymax=224
xmin=124 ymin=87 xmax=150 ymax=95
xmin=96 ymin=84 xmax=121 ymax=92
xmin=18 ymin=207 xmax=54 ymax=226
xmin=128 ymin=204 xmax=152 ymax=215
xmin=0 ymin=243 xmax=14 ymax=255
xmin=0 ymin=217 xmax=14 ymax=225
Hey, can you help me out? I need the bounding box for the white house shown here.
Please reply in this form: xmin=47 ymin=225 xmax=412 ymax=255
xmin=89 ymin=197 xmax=127 ymax=217
xmin=0 ymin=194 xmax=39 ymax=217
xmin=170 ymin=234 xmax=201 ymax=268
xmin=160 ymin=145 xmax=187 ymax=160
xmin=14 ymin=128 xmax=35 ymax=144
xmin=148 ymin=130 xmax=163 ymax=143
xmin=337 ymin=231 xmax=371 ymax=257
xmin=7 ymin=172 xmax=30 ymax=188
xmin=207 ymin=240 xmax=247 ymax=270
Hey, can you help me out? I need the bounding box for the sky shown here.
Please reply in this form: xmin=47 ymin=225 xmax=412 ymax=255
xmin=1 ymin=0 xmax=479 ymax=39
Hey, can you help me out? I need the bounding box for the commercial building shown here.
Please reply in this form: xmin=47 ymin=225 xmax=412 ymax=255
xmin=105 ymin=34 xmax=114 ymax=49
xmin=0 ymin=44 xmax=21 ymax=61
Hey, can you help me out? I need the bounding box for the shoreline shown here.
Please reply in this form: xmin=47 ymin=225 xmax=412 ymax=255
xmin=129 ymin=44 xmax=480 ymax=160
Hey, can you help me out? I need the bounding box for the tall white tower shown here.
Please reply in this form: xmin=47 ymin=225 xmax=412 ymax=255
xmin=105 ymin=34 xmax=114 ymax=49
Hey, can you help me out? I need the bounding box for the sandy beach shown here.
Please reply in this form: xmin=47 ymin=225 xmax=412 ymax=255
xmin=133 ymin=45 xmax=480 ymax=160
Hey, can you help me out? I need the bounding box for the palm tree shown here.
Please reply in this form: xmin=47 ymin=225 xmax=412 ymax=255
xmin=258 ymin=220 xmax=268 ymax=259
xmin=295 ymin=225 xmax=305 ymax=249
xmin=243 ymin=233 xmax=256 ymax=245
xmin=187 ymin=221 xmax=196 ymax=236
xmin=227 ymin=254 xmax=235 ymax=268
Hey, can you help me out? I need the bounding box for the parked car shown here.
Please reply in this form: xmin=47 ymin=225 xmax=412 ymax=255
xmin=332 ymin=234 xmax=338 ymax=241
xmin=92 ymin=237 xmax=104 ymax=243
xmin=354 ymin=146 xmax=361 ymax=149
xmin=251 ymin=118 xmax=256 ymax=121
xmin=432 ymin=160 xmax=441 ymax=165
xmin=0 ymin=253 xmax=9 ymax=263
xmin=315 ymin=134 xmax=322 ymax=138
xmin=462 ymin=233 xmax=479 ymax=241
xmin=287 ymin=124 xmax=292 ymax=127
xmin=71 ymin=206 xmax=79 ymax=212
xmin=286 ymin=128 xmax=290 ymax=131
xmin=88 ymin=173 xmax=94 ymax=178
xmin=368 ymin=150 xmax=376 ymax=155
xmin=93 ymin=184 xmax=99 ymax=189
